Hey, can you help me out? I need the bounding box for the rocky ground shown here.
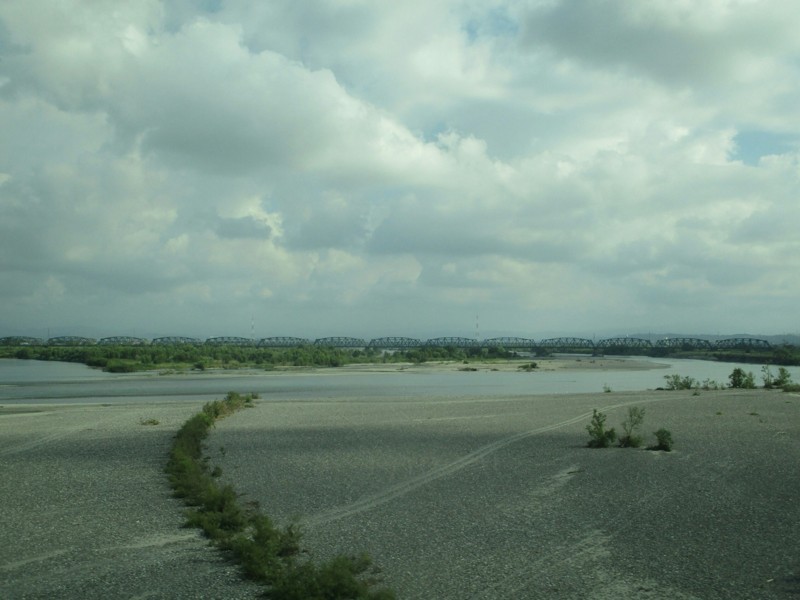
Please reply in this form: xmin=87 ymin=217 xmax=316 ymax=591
xmin=1 ymin=371 xmax=798 ymax=599
xmin=0 ymin=401 xmax=262 ymax=599
xmin=213 ymin=388 xmax=800 ymax=599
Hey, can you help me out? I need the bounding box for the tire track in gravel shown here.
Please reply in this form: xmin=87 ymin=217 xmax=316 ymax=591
xmin=0 ymin=407 xmax=140 ymax=457
xmin=471 ymin=396 xmax=684 ymax=600
xmin=478 ymin=492 xmax=654 ymax=600
xmin=305 ymin=396 xmax=668 ymax=527
xmin=0 ymin=422 xmax=91 ymax=457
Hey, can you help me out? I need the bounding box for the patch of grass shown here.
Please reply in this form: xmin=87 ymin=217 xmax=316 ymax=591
xmin=518 ymin=362 xmax=538 ymax=371
xmin=586 ymin=409 xmax=616 ymax=448
xmin=648 ymin=428 xmax=673 ymax=452
xmin=140 ymin=417 xmax=160 ymax=426
xmin=618 ymin=406 xmax=645 ymax=448
xmin=165 ymin=391 xmax=393 ymax=599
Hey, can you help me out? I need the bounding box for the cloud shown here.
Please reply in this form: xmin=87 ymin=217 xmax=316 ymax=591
xmin=216 ymin=216 xmax=272 ymax=240
xmin=523 ymin=0 xmax=798 ymax=86
xmin=1 ymin=1 xmax=799 ymax=338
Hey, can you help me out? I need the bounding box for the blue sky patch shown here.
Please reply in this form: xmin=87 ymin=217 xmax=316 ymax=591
xmin=733 ymin=131 xmax=798 ymax=165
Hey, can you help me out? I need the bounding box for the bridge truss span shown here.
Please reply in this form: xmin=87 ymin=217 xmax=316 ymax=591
xmin=714 ymin=337 xmax=772 ymax=350
xmin=655 ymin=338 xmax=713 ymax=350
xmin=98 ymin=337 xmax=149 ymax=346
xmin=368 ymin=337 xmax=422 ymax=349
xmin=483 ymin=337 xmax=536 ymax=349
xmin=314 ymin=337 xmax=367 ymax=348
xmin=206 ymin=336 xmax=254 ymax=346
xmin=0 ymin=336 xmax=45 ymax=346
xmin=48 ymin=336 xmax=96 ymax=346
xmin=424 ymin=337 xmax=480 ymax=348
xmin=538 ymin=337 xmax=595 ymax=351
xmin=257 ymin=337 xmax=311 ymax=347
xmin=152 ymin=336 xmax=201 ymax=345
xmin=596 ymin=337 xmax=653 ymax=349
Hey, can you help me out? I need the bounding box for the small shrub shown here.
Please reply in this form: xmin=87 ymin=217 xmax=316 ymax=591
xmin=518 ymin=362 xmax=538 ymax=371
xmin=140 ymin=417 xmax=160 ymax=426
xmin=775 ymin=367 xmax=794 ymax=389
xmin=729 ymin=368 xmax=756 ymax=389
xmin=270 ymin=553 xmax=395 ymax=600
xmin=586 ymin=409 xmax=616 ymax=448
xmin=649 ymin=428 xmax=673 ymax=452
xmin=701 ymin=379 xmax=722 ymax=390
xmin=761 ymin=365 xmax=774 ymax=389
xmin=663 ymin=374 xmax=698 ymax=390
xmin=618 ymin=406 xmax=645 ymax=448
xmin=602 ymin=384 xmax=612 ymax=393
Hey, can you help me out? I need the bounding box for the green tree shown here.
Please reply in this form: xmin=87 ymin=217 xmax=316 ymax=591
xmin=729 ymin=368 xmax=756 ymax=389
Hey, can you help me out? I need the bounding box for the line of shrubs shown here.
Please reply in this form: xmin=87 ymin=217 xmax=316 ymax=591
xmin=165 ymin=392 xmax=394 ymax=599
xmin=661 ymin=366 xmax=799 ymax=392
xmin=586 ymin=407 xmax=672 ymax=452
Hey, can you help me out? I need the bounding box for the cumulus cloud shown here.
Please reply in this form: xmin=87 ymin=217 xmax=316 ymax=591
xmin=1 ymin=0 xmax=799 ymax=338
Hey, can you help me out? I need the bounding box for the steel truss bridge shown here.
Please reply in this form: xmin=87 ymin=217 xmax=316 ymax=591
xmin=596 ymin=337 xmax=653 ymax=349
xmin=368 ymin=337 xmax=422 ymax=349
xmin=0 ymin=335 xmax=778 ymax=351
xmin=654 ymin=337 xmax=714 ymax=350
xmin=539 ymin=337 xmax=596 ymax=352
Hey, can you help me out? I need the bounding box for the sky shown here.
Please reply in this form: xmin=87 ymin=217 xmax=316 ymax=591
xmin=1 ymin=1 xmax=799 ymax=341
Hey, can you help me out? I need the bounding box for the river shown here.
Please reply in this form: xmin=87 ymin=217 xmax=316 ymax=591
xmin=2 ymin=357 xmax=798 ymax=404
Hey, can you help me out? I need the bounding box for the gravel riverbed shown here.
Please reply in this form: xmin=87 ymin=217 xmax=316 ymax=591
xmin=213 ymin=388 xmax=800 ymax=599
xmin=2 ymin=381 xmax=799 ymax=599
xmin=0 ymin=401 xmax=262 ymax=599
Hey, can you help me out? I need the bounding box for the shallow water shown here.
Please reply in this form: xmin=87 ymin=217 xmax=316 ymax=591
xmin=2 ymin=357 xmax=798 ymax=405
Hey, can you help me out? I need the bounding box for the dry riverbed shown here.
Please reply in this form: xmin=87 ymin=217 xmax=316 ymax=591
xmin=1 ymin=360 xmax=798 ymax=599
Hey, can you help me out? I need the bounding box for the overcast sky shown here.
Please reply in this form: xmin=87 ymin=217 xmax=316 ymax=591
xmin=1 ymin=1 xmax=799 ymax=341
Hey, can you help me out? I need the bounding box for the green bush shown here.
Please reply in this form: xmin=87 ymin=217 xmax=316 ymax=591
xmin=586 ymin=409 xmax=616 ymax=448
xmin=649 ymin=428 xmax=673 ymax=452
xmin=618 ymin=406 xmax=645 ymax=448
xmin=701 ymin=378 xmax=723 ymax=390
xmin=105 ymin=361 xmax=138 ymax=373
xmin=269 ymin=554 xmax=395 ymax=600
xmin=663 ymin=374 xmax=698 ymax=390
xmin=775 ymin=367 xmax=794 ymax=389
xmin=729 ymin=368 xmax=756 ymax=389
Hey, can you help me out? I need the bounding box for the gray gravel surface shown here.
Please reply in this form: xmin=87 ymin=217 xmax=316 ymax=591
xmin=213 ymin=389 xmax=800 ymax=599
xmin=0 ymin=401 xmax=262 ymax=599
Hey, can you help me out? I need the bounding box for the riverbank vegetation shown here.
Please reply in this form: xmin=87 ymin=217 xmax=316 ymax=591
xmin=166 ymin=392 xmax=394 ymax=599
xmin=0 ymin=343 xmax=517 ymax=372
xmin=661 ymin=365 xmax=798 ymax=392
xmin=2 ymin=342 xmax=799 ymax=372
